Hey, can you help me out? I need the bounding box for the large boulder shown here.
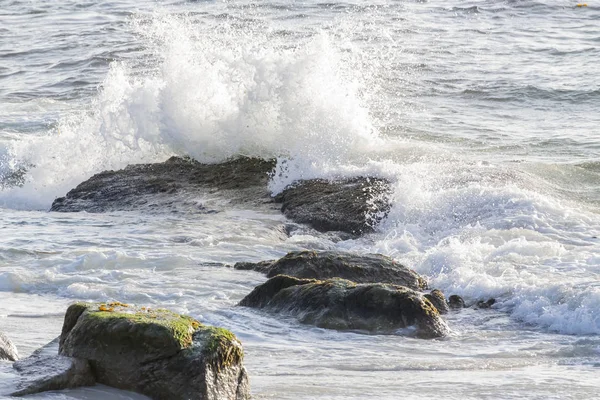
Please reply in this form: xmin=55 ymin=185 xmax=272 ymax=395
xmin=274 ymin=177 xmax=391 ymax=235
xmin=59 ymin=302 xmax=249 ymax=400
xmin=239 ymin=275 xmax=449 ymax=339
xmin=0 ymin=331 xmax=19 ymax=361
xmin=234 ymin=250 xmax=426 ymax=291
xmin=50 ymin=156 xmax=275 ymax=212
xmin=50 ymin=157 xmax=391 ymax=236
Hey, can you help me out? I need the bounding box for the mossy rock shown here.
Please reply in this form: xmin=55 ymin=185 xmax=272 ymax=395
xmin=59 ymin=302 xmax=249 ymax=400
xmin=239 ymin=275 xmax=449 ymax=339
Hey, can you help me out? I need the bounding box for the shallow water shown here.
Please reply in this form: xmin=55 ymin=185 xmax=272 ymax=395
xmin=1 ymin=0 xmax=599 ymax=398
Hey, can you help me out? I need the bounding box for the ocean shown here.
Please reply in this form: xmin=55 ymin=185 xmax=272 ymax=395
xmin=1 ymin=0 xmax=599 ymax=398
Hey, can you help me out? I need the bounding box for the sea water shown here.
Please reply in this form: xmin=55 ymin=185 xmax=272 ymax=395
xmin=1 ymin=1 xmax=599 ymax=398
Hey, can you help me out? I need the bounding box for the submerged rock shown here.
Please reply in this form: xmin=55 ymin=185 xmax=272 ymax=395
xmin=476 ymin=298 xmax=496 ymax=309
xmin=448 ymin=295 xmax=465 ymax=310
xmin=59 ymin=302 xmax=249 ymax=400
xmin=0 ymin=331 xmax=19 ymax=361
xmin=50 ymin=156 xmax=275 ymax=212
xmin=274 ymin=177 xmax=391 ymax=235
xmin=234 ymin=250 xmax=426 ymax=291
xmin=239 ymin=275 xmax=449 ymax=339
xmin=424 ymin=289 xmax=449 ymax=315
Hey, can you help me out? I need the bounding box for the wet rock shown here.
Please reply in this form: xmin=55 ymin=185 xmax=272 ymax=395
xmin=234 ymin=260 xmax=275 ymax=274
xmin=0 ymin=331 xmax=19 ymax=361
xmin=239 ymin=275 xmax=449 ymax=339
xmin=448 ymin=295 xmax=465 ymax=310
xmin=234 ymin=250 xmax=426 ymax=291
xmin=11 ymin=347 xmax=95 ymax=397
xmin=50 ymin=157 xmax=391 ymax=237
xmin=476 ymin=298 xmax=496 ymax=309
xmin=50 ymin=156 xmax=276 ymax=212
xmin=274 ymin=177 xmax=391 ymax=235
xmin=59 ymin=302 xmax=249 ymax=400
xmin=424 ymin=289 xmax=449 ymax=315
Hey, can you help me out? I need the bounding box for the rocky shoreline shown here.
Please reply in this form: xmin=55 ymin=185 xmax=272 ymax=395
xmin=1 ymin=156 xmax=488 ymax=399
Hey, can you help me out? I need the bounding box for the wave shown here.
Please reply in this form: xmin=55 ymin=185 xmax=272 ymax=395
xmin=0 ymin=13 xmax=382 ymax=209
xmin=1 ymin=10 xmax=599 ymax=338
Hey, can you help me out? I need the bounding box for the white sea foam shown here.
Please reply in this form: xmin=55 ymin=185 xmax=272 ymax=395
xmin=0 ymin=14 xmax=383 ymax=209
xmin=347 ymin=158 xmax=600 ymax=335
xmin=0 ymin=9 xmax=599 ymax=341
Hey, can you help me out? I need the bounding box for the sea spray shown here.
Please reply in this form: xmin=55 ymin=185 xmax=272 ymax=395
xmin=1 ymin=13 xmax=384 ymax=208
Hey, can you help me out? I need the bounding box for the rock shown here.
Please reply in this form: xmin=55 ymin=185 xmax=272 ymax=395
xmin=0 ymin=331 xmax=19 ymax=361
xmin=234 ymin=250 xmax=426 ymax=291
xmin=11 ymin=351 xmax=95 ymax=397
xmin=274 ymin=177 xmax=391 ymax=235
xmin=239 ymin=275 xmax=449 ymax=339
xmin=50 ymin=156 xmax=276 ymax=212
xmin=50 ymin=157 xmax=391 ymax=237
xmin=59 ymin=302 xmax=249 ymax=400
xmin=476 ymin=298 xmax=496 ymax=309
xmin=234 ymin=260 xmax=275 ymax=274
xmin=448 ymin=295 xmax=465 ymax=309
xmin=424 ymin=289 xmax=449 ymax=314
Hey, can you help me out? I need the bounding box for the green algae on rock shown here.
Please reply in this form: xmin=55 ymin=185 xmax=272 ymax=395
xmin=239 ymin=275 xmax=449 ymax=339
xmin=59 ymin=302 xmax=249 ymax=400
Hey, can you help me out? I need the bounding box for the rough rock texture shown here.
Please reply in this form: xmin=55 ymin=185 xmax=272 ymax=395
xmin=235 ymin=250 xmax=426 ymax=291
xmin=0 ymin=331 xmax=19 ymax=361
xmin=424 ymin=289 xmax=449 ymax=315
xmin=59 ymin=302 xmax=249 ymax=400
xmin=239 ymin=275 xmax=449 ymax=339
xmin=274 ymin=177 xmax=391 ymax=235
xmin=50 ymin=156 xmax=275 ymax=212
xmin=50 ymin=157 xmax=392 ymax=235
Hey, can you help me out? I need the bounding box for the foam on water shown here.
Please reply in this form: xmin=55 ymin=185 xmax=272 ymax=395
xmin=0 ymin=13 xmax=383 ymax=209
xmin=347 ymin=157 xmax=600 ymax=335
xmin=2 ymin=10 xmax=600 ymax=338
xmin=0 ymin=6 xmax=599 ymax=393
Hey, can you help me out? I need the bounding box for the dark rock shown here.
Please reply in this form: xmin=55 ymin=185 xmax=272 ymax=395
xmin=50 ymin=157 xmax=391 ymax=237
xmin=233 ymin=260 xmax=275 ymax=274
xmin=0 ymin=331 xmax=19 ymax=361
xmin=424 ymin=289 xmax=449 ymax=315
xmin=59 ymin=302 xmax=249 ymax=400
xmin=274 ymin=177 xmax=391 ymax=235
xmin=239 ymin=275 xmax=449 ymax=339
xmin=234 ymin=250 xmax=426 ymax=291
xmin=50 ymin=156 xmax=276 ymax=212
xmin=476 ymin=298 xmax=496 ymax=309
xmin=448 ymin=295 xmax=465 ymax=309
